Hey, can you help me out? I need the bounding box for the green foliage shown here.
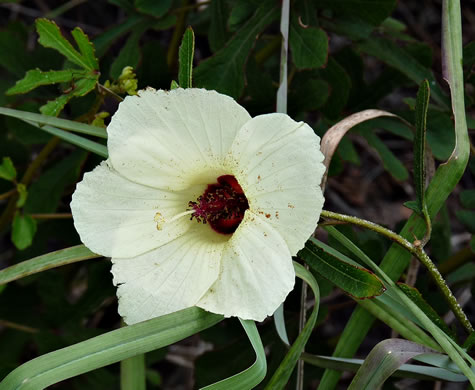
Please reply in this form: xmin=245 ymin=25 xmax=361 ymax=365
xmin=299 ymin=239 xmax=385 ymax=299
xmin=0 ymin=157 xmax=16 ymax=181
xmin=178 ymin=27 xmax=195 ymax=89
xmin=11 ymin=214 xmax=37 ymax=250
xmin=289 ymin=16 xmax=328 ymax=69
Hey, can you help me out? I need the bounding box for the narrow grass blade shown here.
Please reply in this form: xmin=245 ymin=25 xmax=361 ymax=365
xmin=348 ymin=339 xmax=434 ymax=389
xmin=276 ymin=0 xmax=289 ymax=114
xmin=414 ymin=79 xmax=430 ymax=213
xmin=201 ymin=319 xmax=266 ymax=389
xmin=0 ymin=307 xmax=223 ymax=390
xmin=265 ymin=262 xmax=319 ymax=389
xmin=178 ymin=27 xmax=195 ymax=88
xmin=121 ymin=354 xmax=146 ymax=390
xmin=24 ymin=120 xmax=108 ymax=158
xmin=0 ymin=107 xmax=107 ymax=138
xmin=0 ymin=245 xmax=100 ymax=285
xmin=303 ymin=354 xmax=468 ymax=382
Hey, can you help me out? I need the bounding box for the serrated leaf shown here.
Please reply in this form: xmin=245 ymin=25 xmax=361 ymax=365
xmin=194 ymin=5 xmax=279 ymax=98
xmin=134 ymin=0 xmax=172 ymax=18
xmin=16 ymin=184 xmax=28 ymax=208
xmin=0 ymin=157 xmax=17 ymax=181
xmin=398 ymin=283 xmax=454 ymax=339
xmin=289 ymin=16 xmax=328 ymax=69
xmin=178 ymin=27 xmax=194 ymax=89
xmin=414 ymin=79 xmax=430 ymax=212
xmin=6 ymin=69 xmax=81 ymax=95
xmin=299 ymin=239 xmax=385 ymax=299
xmin=35 ymin=19 xmax=91 ymax=70
xmin=40 ymin=76 xmax=98 ymax=116
xmin=71 ymin=27 xmax=99 ymax=70
xmin=11 ymin=214 xmax=37 ymax=250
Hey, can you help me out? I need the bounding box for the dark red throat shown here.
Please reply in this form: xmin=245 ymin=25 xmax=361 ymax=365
xmin=189 ymin=175 xmax=249 ymax=234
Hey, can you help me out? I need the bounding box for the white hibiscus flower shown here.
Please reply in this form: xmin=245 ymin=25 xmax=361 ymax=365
xmin=70 ymin=88 xmax=325 ymax=324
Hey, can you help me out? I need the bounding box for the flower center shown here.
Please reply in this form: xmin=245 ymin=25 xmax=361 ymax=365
xmin=188 ymin=175 xmax=249 ymax=234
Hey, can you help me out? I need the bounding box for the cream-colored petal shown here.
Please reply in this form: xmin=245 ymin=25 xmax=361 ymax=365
xmin=107 ymin=88 xmax=252 ymax=190
xmin=225 ymin=113 xmax=325 ymax=255
xmin=112 ymin=225 xmax=226 ymax=324
xmin=197 ymin=211 xmax=295 ymax=321
xmin=70 ymin=161 xmax=195 ymax=258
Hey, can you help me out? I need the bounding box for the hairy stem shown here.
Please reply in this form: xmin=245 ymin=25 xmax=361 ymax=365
xmin=320 ymin=209 xmax=473 ymax=333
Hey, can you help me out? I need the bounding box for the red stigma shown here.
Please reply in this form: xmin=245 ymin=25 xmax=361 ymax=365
xmin=189 ymin=175 xmax=249 ymax=234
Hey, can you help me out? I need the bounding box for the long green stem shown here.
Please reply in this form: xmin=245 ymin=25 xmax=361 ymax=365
xmin=320 ymin=209 xmax=473 ymax=333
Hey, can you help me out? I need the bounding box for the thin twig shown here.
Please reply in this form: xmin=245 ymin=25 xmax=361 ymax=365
xmin=30 ymin=213 xmax=72 ymax=220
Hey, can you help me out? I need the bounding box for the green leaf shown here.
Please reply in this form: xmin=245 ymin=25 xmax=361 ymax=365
xmin=463 ymin=41 xmax=475 ymax=67
xmin=6 ymin=69 xmax=81 ymax=95
xmin=0 ymin=245 xmax=100 ymax=286
xmin=0 ymin=157 xmax=17 ymax=181
xmin=398 ymin=283 xmax=454 ymax=339
xmin=194 ymin=4 xmax=279 ymax=98
xmin=348 ymin=339 xmax=434 ymax=390
xmin=71 ymin=27 xmax=99 ymax=70
xmin=11 ymin=214 xmax=37 ymax=250
xmin=0 ymin=307 xmax=223 ymax=390
xmin=265 ymin=262 xmax=320 ymax=388
xmin=456 ymin=210 xmax=475 ymax=233
xmin=318 ymin=0 xmax=396 ymax=26
xmin=460 ymin=189 xmax=475 ymax=209
xmin=358 ymin=38 xmax=449 ymax=109
xmin=24 ymin=150 xmax=87 ymax=214
xmin=178 ymin=27 xmax=195 ymax=89
xmin=22 ymin=120 xmax=107 ymax=158
xmin=321 ymin=58 xmax=351 ymax=119
xmin=109 ymin=30 xmax=143 ymax=80
xmin=209 ymin=0 xmax=229 ymax=52
xmin=414 ymin=80 xmax=430 ymax=212
xmin=40 ymin=76 xmax=98 ymax=116
xmin=170 ymin=80 xmax=179 ymax=90
xmin=16 ymin=184 xmax=28 ymax=208
xmin=201 ymin=319 xmax=266 ymax=389
xmin=134 ymin=0 xmax=172 ymax=18
xmin=299 ymin=239 xmax=385 ymax=299
xmin=35 ymin=19 xmax=91 ymax=70
xmin=0 ymin=107 xmax=107 ymax=138
xmin=0 ymin=30 xmax=32 ymax=77
xmin=289 ymin=17 xmax=328 ymax=69
xmin=358 ymin=128 xmax=409 ymax=181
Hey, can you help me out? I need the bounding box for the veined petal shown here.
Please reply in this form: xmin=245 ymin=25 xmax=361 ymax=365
xmin=112 ymin=225 xmax=226 ymax=325
xmin=107 ymin=88 xmax=252 ymax=190
xmin=225 ymin=113 xmax=325 ymax=254
xmin=71 ymin=161 xmax=195 ymax=258
xmin=197 ymin=211 xmax=295 ymax=321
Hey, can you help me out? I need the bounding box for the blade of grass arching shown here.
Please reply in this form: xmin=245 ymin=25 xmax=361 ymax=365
xmin=24 ymin=120 xmax=108 ymax=158
xmin=0 ymin=245 xmax=100 ymax=285
xmin=121 ymin=354 xmax=146 ymax=390
xmin=0 ymin=307 xmax=223 ymax=390
xmin=178 ymin=27 xmax=195 ymax=89
xmin=318 ymin=1 xmax=470 ymax=386
xmin=348 ymin=339 xmax=434 ymax=390
xmin=264 ymin=262 xmax=319 ymax=389
xmin=0 ymin=107 xmax=107 ymax=138
xmin=303 ymin=354 xmax=468 ymax=382
xmin=200 ymin=319 xmax=266 ymax=390
xmin=323 ymin=226 xmax=475 ymax=386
